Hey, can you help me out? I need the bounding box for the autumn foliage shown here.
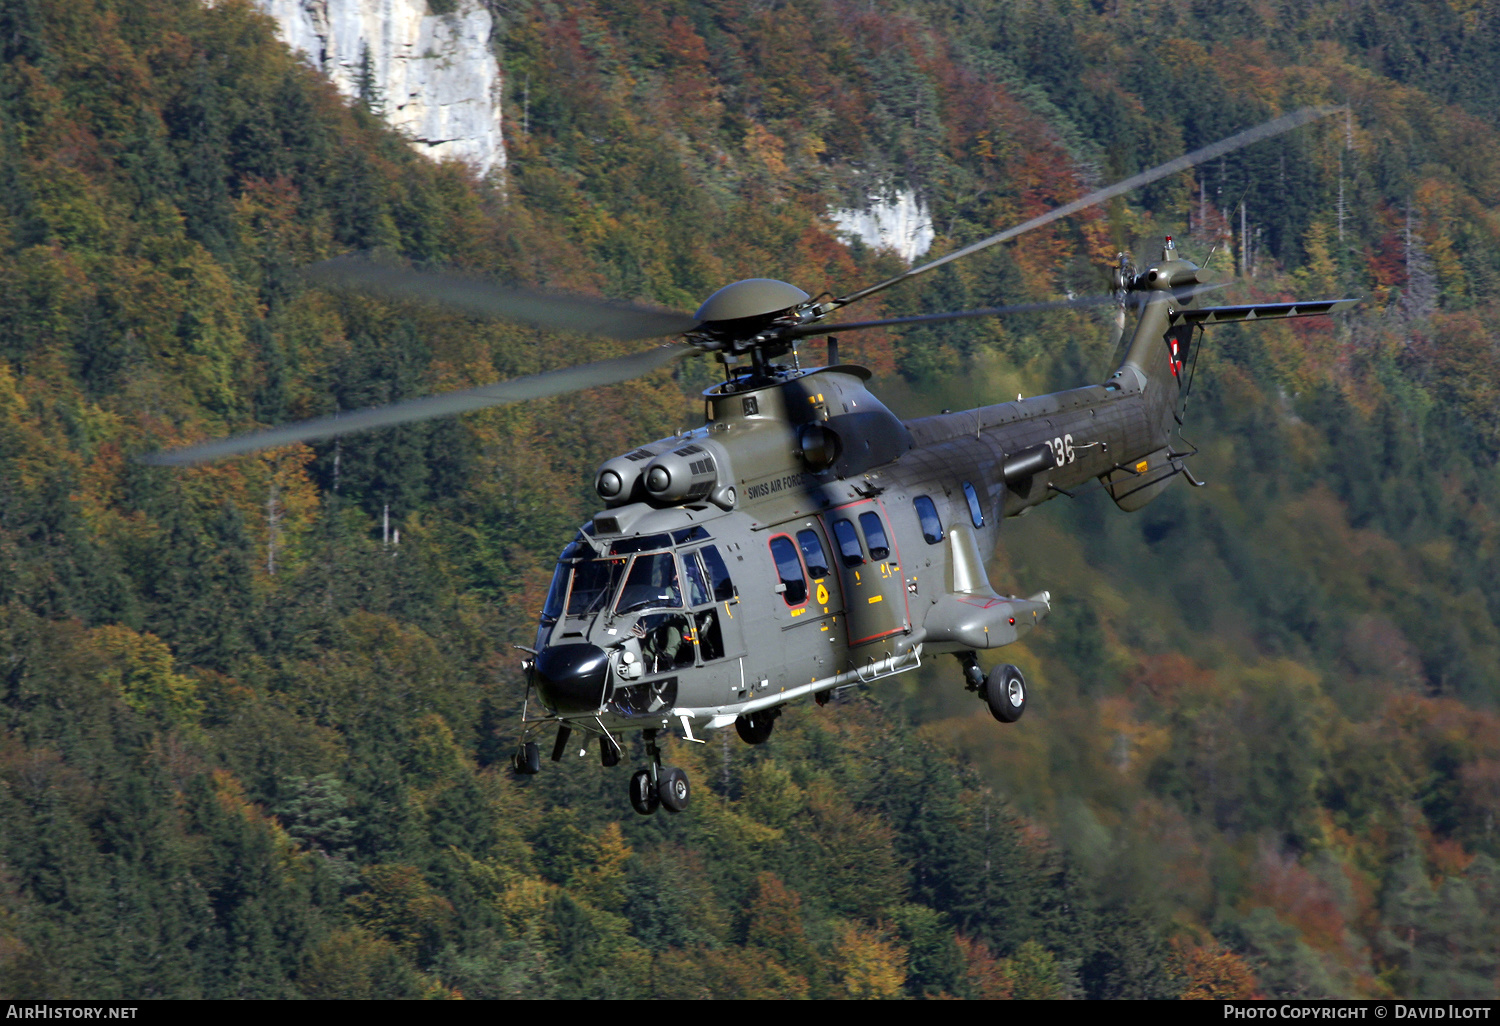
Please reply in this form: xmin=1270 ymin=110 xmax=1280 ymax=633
xmin=0 ymin=0 xmax=1499 ymax=1001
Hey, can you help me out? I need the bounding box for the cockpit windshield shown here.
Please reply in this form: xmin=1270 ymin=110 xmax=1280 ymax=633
xmin=615 ymin=552 xmax=683 ymax=615
xmin=541 ymin=532 xmax=710 ymax=627
xmin=566 ymin=558 xmax=628 ymax=618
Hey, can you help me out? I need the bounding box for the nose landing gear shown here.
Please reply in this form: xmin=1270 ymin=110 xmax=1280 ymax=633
xmin=628 ymin=729 xmax=691 ymax=815
xmin=511 ymin=740 xmax=541 ymax=775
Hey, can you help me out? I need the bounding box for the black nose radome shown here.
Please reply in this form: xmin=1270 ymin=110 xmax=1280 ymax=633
xmin=533 ymin=644 xmax=611 ymax=715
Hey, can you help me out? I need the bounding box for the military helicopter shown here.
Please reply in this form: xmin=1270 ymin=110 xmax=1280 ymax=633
xmin=149 ymin=108 xmax=1355 ymax=816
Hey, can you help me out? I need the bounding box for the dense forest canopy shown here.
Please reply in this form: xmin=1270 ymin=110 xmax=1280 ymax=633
xmin=0 ymin=0 xmax=1498 ymax=999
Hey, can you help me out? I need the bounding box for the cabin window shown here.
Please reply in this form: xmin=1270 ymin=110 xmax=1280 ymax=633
xmin=963 ymin=480 xmax=985 ymax=528
xmin=797 ymin=529 xmax=830 ymax=578
xmin=768 ymin=535 xmax=809 ymax=606
xmin=832 ymin=518 xmax=864 ymax=567
xmin=697 ymin=545 xmax=737 ymax=601
xmin=858 ymin=511 xmax=890 ymax=561
xmin=914 ymin=495 xmax=944 ymax=544
xmin=615 ymin=553 xmax=683 ymax=614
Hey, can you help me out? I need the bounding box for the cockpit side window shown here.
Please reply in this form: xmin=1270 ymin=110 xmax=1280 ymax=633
xmin=697 ymin=545 xmax=737 ymax=601
xmin=615 ymin=553 xmax=683 ymax=615
xmin=683 ymin=552 xmax=711 ymax=607
xmin=832 ymin=518 xmax=864 ymax=567
xmin=768 ymin=535 xmax=808 ymax=606
xmin=542 ymin=563 xmax=568 ymax=621
xmin=796 ymin=529 xmax=830 ymax=579
xmin=914 ymin=495 xmax=944 ymax=544
xmin=634 ymin=612 xmax=695 ymax=673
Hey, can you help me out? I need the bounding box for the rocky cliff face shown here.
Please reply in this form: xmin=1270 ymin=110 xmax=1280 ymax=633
xmin=829 ymin=189 xmax=934 ymax=264
xmin=256 ymin=0 xmax=505 ymax=177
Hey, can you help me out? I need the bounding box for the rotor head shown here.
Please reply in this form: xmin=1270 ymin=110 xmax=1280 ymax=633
xmin=694 ymin=279 xmax=810 ymax=322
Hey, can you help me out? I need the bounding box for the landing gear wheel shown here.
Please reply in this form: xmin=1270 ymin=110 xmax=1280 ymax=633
xmin=983 ymin=664 xmax=1026 ymax=723
xmin=629 ymin=769 xmax=659 ymax=815
xmin=735 ymin=709 xmax=776 ymax=745
xmin=658 ymin=767 xmax=690 ymax=813
xmin=512 ymin=741 xmax=541 ymax=775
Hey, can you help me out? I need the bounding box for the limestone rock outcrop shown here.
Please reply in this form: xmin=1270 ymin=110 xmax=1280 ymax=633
xmin=829 ymin=189 xmax=935 ymax=264
xmin=256 ymin=0 xmax=505 ymax=176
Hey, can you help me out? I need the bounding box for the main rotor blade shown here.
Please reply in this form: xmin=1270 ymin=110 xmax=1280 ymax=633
xmin=789 ymin=284 xmax=1224 ymax=338
xmin=832 ymin=106 xmax=1341 ymax=309
xmin=143 ymin=342 xmax=695 ymax=466
xmin=303 ymin=258 xmax=702 ymax=342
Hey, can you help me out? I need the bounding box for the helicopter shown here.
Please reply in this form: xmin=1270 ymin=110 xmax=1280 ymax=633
xmin=149 ymin=108 xmax=1356 ymax=816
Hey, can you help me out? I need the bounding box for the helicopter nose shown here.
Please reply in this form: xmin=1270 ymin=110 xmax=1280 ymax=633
xmin=533 ymin=644 xmax=612 ymax=715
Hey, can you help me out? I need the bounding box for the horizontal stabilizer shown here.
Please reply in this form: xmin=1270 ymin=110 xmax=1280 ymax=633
xmin=1177 ymin=298 xmax=1359 ymax=325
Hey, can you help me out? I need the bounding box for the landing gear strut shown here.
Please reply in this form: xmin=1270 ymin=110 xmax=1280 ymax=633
xmin=629 ymin=729 xmax=691 ymax=815
xmin=957 ymin=652 xmax=985 ymax=692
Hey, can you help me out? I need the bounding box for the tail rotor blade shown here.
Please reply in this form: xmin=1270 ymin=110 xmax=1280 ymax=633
xmin=1108 ymin=304 xmax=1126 ymax=352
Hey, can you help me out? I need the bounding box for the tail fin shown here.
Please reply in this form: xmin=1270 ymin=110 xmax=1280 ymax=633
xmin=1101 ymin=238 xmax=1357 ymax=512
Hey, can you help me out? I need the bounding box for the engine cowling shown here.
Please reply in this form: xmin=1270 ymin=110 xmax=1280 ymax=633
xmin=595 ymin=438 xmax=735 ymax=509
xmin=594 ymin=447 xmax=661 ymax=507
xmin=642 ymin=441 xmax=730 ymax=506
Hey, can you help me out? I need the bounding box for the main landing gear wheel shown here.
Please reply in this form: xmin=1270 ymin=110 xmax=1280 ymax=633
xmin=658 ymin=767 xmax=690 ymax=813
xmin=735 ymin=708 xmax=777 ymax=745
xmin=629 ymin=769 xmax=659 ymax=815
xmin=512 ymin=741 xmax=541 ymax=775
xmin=983 ymin=664 xmax=1027 ymax=723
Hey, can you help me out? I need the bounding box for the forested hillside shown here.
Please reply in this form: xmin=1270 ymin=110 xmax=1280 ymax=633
xmin=1 ymin=0 xmax=1498 ymax=999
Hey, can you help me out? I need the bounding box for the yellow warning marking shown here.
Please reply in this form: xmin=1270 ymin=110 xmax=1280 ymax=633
xmin=791 ymin=607 xmax=804 ymax=617
xmin=816 ymin=583 xmax=830 ymax=605
xmin=1136 ymin=460 xmax=1149 ymax=473
xmin=868 ymin=595 xmax=883 ymax=604
xmin=724 ymin=601 xmax=734 ymax=619
xmin=854 ymin=571 xmax=861 ymax=583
